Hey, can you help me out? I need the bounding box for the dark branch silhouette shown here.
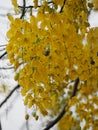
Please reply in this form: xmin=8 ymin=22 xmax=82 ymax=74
xmin=0 ymin=48 xmax=5 ymax=51
xmin=20 ymin=0 xmax=26 ymax=19
xmin=0 ymin=119 xmax=2 ymax=130
xmin=0 ymin=44 xmax=6 ymax=47
xmin=0 ymin=85 xmax=20 ymax=108
xmin=60 ymin=0 xmax=67 ymax=13
xmin=18 ymin=1 xmax=54 ymax=9
xmin=43 ymin=78 xmax=79 ymax=130
xmin=0 ymin=67 xmax=14 ymax=70
xmin=18 ymin=5 xmax=40 ymax=9
xmin=0 ymin=52 xmax=7 ymax=59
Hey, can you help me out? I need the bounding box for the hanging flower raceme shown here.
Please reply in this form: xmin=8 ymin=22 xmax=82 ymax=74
xmin=6 ymin=1 xmax=98 ymax=129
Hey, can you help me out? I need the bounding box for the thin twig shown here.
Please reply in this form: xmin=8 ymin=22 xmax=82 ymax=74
xmin=0 ymin=119 xmax=2 ymax=130
xmin=60 ymin=0 xmax=67 ymax=13
xmin=0 ymin=67 xmax=14 ymax=70
xmin=0 ymin=48 xmax=5 ymax=51
xmin=43 ymin=78 xmax=79 ymax=130
xmin=70 ymin=78 xmax=79 ymax=98
xmin=18 ymin=5 xmax=40 ymax=9
xmin=20 ymin=0 xmax=26 ymax=19
xmin=18 ymin=1 xmax=54 ymax=9
xmin=0 ymin=52 xmax=7 ymax=59
xmin=0 ymin=44 xmax=7 ymax=47
xmin=0 ymin=85 xmax=20 ymax=108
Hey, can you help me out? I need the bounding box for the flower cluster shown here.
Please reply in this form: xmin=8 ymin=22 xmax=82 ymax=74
xmin=6 ymin=0 xmax=98 ymax=129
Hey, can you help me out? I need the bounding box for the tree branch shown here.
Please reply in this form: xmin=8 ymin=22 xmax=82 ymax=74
xmin=0 ymin=85 xmax=20 ymax=108
xmin=70 ymin=77 xmax=79 ymax=98
xmin=43 ymin=77 xmax=79 ymax=130
xmin=18 ymin=5 xmax=40 ymax=9
xmin=0 ymin=52 xmax=7 ymax=59
xmin=0 ymin=67 xmax=14 ymax=70
xmin=60 ymin=0 xmax=67 ymax=13
xmin=18 ymin=1 xmax=54 ymax=9
xmin=0 ymin=44 xmax=6 ymax=47
xmin=20 ymin=0 xmax=26 ymax=19
xmin=0 ymin=48 xmax=5 ymax=51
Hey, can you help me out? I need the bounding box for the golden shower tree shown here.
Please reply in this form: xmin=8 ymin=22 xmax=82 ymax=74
xmin=5 ymin=0 xmax=98 ymax=129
